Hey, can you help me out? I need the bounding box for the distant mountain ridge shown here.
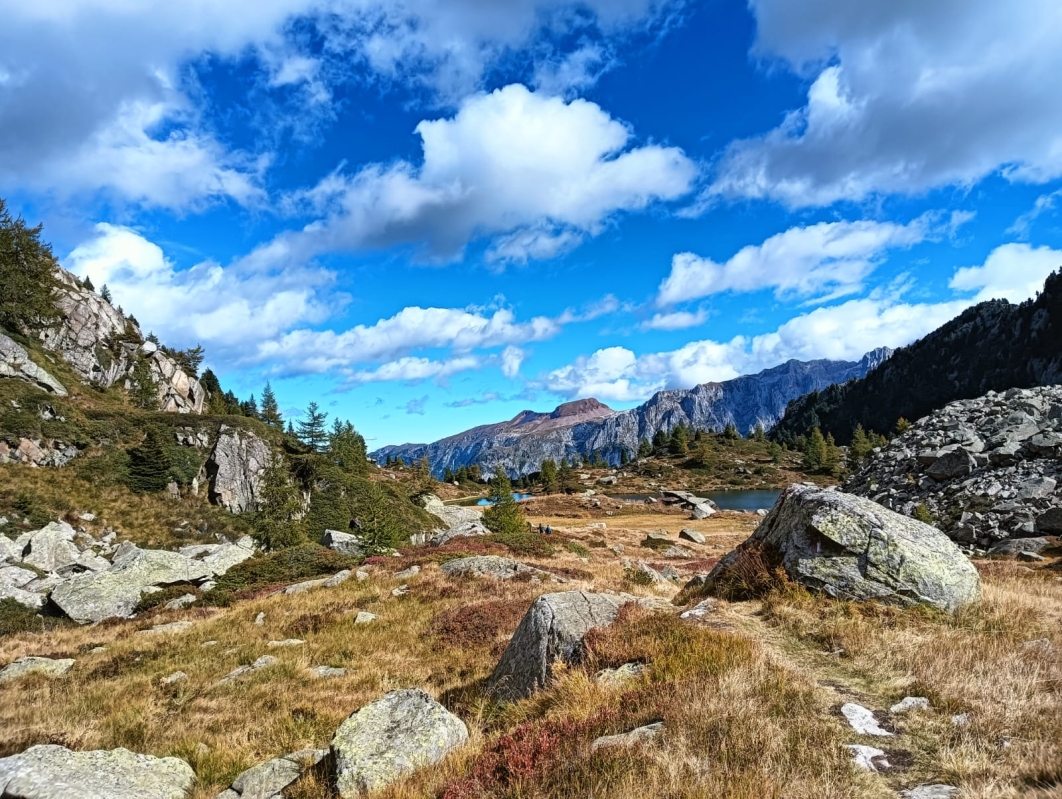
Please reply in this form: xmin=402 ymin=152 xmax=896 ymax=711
xmin=372 ymin=350 xmax=890 ymax=477
xmin=772 ymin=270 xmax=1062 ymax=445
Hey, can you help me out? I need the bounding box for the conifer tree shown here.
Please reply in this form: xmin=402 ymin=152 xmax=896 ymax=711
xmin=130 ymin=356 xmax=159 ymax=410
xmin=638 ymin=438 xmax=653 ymax=458
xmin=848 ymin=424 xmax=872 ymax=467
xmin=668 ymin=424 xmax=689 ymax=455
xmin=895 ymin=417 xmax=912 ymax=435
xmin=100 ymin=284 xmax=113 ymax=303
xmin=556 ymin=458 xmax=577 ymax=494
xmin=803 ymin=427 xmax=828 ymax=473
xmin=260 ymin=382 xmax=283 ymax=430
xmin=619 ymin=448 xmax=629 ymax=466
xmin=252 ymin=453 xmax=305 ymax=550
xmin=126 ymin=428 xmax=172 ymax=494
xmin=539 ymin=459 xmax=558 ymax=493
xmin=328 ymin=419 xmax=369 ymax=476
xmin=482 ymin=472 xmax=525 ymax=536
xmin=297 ymin=401 xmax=329 ymax=451
xmin=0 ymin=199 xmax=60 ymax=333
xmin=652 ymin=429 xmax=668 ymax=451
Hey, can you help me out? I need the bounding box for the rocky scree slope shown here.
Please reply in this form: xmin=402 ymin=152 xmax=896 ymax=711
xmin=774 ymin=271 xmax=1062 ymax=445
xmin=845 ymin=385 xmax=1062 ymax=553
xmin=374 ymin=351 xmax=890 ymax=477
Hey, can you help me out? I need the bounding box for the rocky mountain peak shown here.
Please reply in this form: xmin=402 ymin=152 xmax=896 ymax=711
xmin=550 ymin=398 xmax=613 ymax=419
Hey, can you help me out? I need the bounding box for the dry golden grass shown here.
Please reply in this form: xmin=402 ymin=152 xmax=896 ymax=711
xmin=1 ymin=513 xmax=1060 ymax=799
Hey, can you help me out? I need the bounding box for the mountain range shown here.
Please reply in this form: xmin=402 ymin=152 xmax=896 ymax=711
xmin=372 ymin=349 xmax=891 ymax=477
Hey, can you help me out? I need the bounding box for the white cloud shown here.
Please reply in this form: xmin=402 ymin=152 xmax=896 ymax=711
xmin=0 ymin=0 xmax=681 ymax=207
xmin=1008 ymin=190 xmax=1062 ymax=239
xmin=950 ymin=243 xmax=1062 ymax=303
xmin=405 ymin=395 xmax=429 ymax=415
xmin=500 ymin=346 xmax=526 ymax=378
xmin=657 ymin=218 xmax=929 ymax=306
xmin=66 ymin=223 xmax=333 ymax=355
xmin=640 ymin=308 xmax=708 ymax=331
xmin=347 ymin=355 xmax=486 ymax=385
xmin=262 ymin=84 xmax=696 ymax=264
xmin=708 ymin=0 xmax=1062 ymax=207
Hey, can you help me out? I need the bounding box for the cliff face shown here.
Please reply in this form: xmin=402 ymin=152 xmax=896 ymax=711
xmin=373 ymin=352 xmax=888 ymax=477
xmin=773 ymin=271 xmax=1062 ymax=445
xmin=35 ymin=269 xmax=206 ymax=414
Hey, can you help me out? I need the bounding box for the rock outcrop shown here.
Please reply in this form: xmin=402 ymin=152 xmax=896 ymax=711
xmin=372 ymin=352 xmax=890 ymax=477
xmin=34 ymin=268 xmax=205 ymax=413
xmin=0 ymin=745 xmax=195 ymax=799
xmin=205 ymin=425 xmax=272 ymax=513
xmin=331 ymin=689 xmax=468 ymax=798
xmin=440 ymin=555 xmax=561 ymax=582
xmin=0 ymin=332 xmax=67 ymax=395
xmin=0 ymin=656 xmax=75 ymax=684
xmin=846 ymin=386 xmax=1062 ymax=550
xmin=487 ymin=591 xmax=641 ymax=702
xmin=214 ymin=748 xmax=328 ymax=799
xmin=420 ymin=494 xmax=482 ymax=530
xmin=0 ymin=437 xmax=79 ymax=467
xmin=701 ymin=485 xmax=980 ymax=613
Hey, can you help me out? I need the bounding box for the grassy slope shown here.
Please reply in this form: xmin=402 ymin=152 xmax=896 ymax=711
xmin=0 ymin=502 xmax=1058 ymax=798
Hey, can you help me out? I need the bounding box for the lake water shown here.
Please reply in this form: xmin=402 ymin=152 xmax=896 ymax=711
xmin=608 ymin=489 xmax=782 ymax=512
xmin=475 ymin=492 xmax=534 ymax=506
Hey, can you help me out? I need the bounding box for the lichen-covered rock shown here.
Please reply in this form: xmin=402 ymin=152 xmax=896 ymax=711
xmin=321 ymin=530 xmax=365 ymax=557
xmin=703 ymin=485 xmax=980 ymax=613
xmin=0 ymin=744 xmax=194 ymax=799
xmin=19 ymin=521 xmax=79 ymax=573
xmin=420 ymin=495 xmax=482 ymax=530
xmin=0 ymin=657 xmax=75 ymax=684
xmin=0 ymin=437 xmax=80 ymax=468
xmin=331 ymin=689 xmax=468 ymax=797
xmin=51 ymin=545 xmax=212 ymax=623
xmin=428 ymin=519 xmax=490 ymax=548
xmin=206 ymin=426 xmax=271 ymax=513
xmin=486 ymin=591 xmax=635 ymax=702
xmin=440 ymin=555 xmax=559 ymax=582
xmin=214 ymin=748 xmax=327 ymax=799
xmin=0 ymin=332 xmax=67 ymax=396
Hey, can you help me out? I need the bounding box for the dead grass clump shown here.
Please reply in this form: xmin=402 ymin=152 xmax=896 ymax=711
xmin=430 ymin=599 xmax=529 ymax=655
xmin=704 ymin=541 xmax=789 ymax=601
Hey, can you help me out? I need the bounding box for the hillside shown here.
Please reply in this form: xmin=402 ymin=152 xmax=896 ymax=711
xmin=374 ymin=350 xmax=890 ymax=477
xmin=772 ymin=271 xmax=1062 ymax=445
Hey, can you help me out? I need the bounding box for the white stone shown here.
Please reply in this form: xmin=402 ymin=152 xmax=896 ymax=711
xmin=840 ymin=703 xmax=893 ymax=737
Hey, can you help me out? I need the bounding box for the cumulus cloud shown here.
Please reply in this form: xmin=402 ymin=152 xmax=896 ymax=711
xmin=949 ymin=243 xmax=1062 ymax=303
xmin=347 ymin=355 xmax=486 ymax=385
xmin=261 ymin=85 xmax=696 ymax=265
xmin=0 ymin=0 xmax=681 ymax=207
xmin=708 ymin=0 xmax=1062 ymax=207
xmin=656 ymin=218 xmax=929 ymax=306
xmin=640 ymin=308 xmax=708 ymax=331
xmin=66 ymin=223 xmax=333 ymax=355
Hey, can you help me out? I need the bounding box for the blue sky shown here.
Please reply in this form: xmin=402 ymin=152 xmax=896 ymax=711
xmin=3 ymin=0 xmax=1062 ymax=449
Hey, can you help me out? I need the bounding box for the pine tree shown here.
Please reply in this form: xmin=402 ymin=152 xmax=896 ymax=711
xmin=241 ymin=395 xmax=259 ymax=419
xmin=260 ymin=382 xmax=283 ymax=430
xmin=126 ymin=428 xmax=172 ymax=494
xmin=328 ymin=419 xmax=369 ymax=476
xmin=823 ymin=432 xmax=842 ymax=475
xmin=539 ymin=459 xmax=558 ymax=493
xmin=848 ymin=424 xmax=872 ymax=467
xmin=130 ymin=356 xmax=159 ymax=410
xmin=482 ymin=472 xmax=525 ymax=536
xmin=355 ymin=479 xmax=402 ymax=552
xmin=297 ymin=401 xmax=329 ymax=451
xmin=443 ymin=467 xmax=455 ymax=483
xmin=752 ymin=422 xmax=766 ymax=442
xmin=408 ymin=455 xmax=434 ymax=498
xmin=638 ymin=438 xmax=653 ymax=458
xmin=723 ymin=422 xmax=740 ymax=440
xmin=100 ymin=284 xmax=113 ymax=303
xmin=652 ymin=429 xmax=668 ymax=451
xmin=0 ymin=199 xmax=60 ymax=332
xmin=668 ymin=424 xmax=689 ymax=455
xmin=252 ymin=453 xmax=305 ymax=550
xmin=82 ymin=275 xmax=94 ymax=291
xmin=803 ymin=427 xmax=828 ymax=473
xmin=895 ymin=417 xmax=912 ymax=435
xmin=619 ymin=448 xmax=629 ymax=466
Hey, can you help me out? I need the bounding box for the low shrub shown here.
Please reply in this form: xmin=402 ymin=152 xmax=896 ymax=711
xmin=488 ymin=531 xmax=554 ymax=557
xmin=565 ymin=541 xmax=591 ymax=558
xmin=133 ymin=585 xmax=196 ymax=614
xmin=0 ymin=598 xmax=70 ymax=638
xmin=429 ymin=598 xmax=530 ymax=654
xmin=201 ymin=544 xmax=360 ymax=606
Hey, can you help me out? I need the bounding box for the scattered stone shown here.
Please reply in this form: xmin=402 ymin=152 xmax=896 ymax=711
xmin=840 ymin=703 xmax=893 ymax=737
xmin=926 ymin=449 xmax=976 ymax=481
xmin=1035 ymin=508 xmax=1062 ymax=534
xmin=659 ymin=565 xmax=681 ymax=581
xmin=680 ymin=598 xmax=719 ymax=620
xmin=214 ymin=748 xmax=327 ymax=799
xmin=1021 ymin=638 xmax=1055 ymax=653
xmin=331 ymin=688 xmax=468 ymax=798
xmin=661 ymin=545 xmax=694 ymax=559
xmin=19 ymin=521 xmax=80 ymax=573
xmin=440 ymin=555 xmax=560 ymax=582
xmin=161 ymin=671 xmax=188 ymax=685
xmin=138 ymin=620 xmax=194 ymax=635
xmin=284 ymin=577 xmax=329 ymax=595
xmin=428 ymin=519 xmax=490 ymax=548
xmin=590 ymin=722 xmax=664 ymax=751
xmin=890 ymin=697 xmax=931 ymax=714
xmin=218 ymin=655 xmax=278 ymax=685
xmin=313 ymin=666 xmax=347 ymax=678
xmin=355 ymin=570 xmax=370 ymax=581
xmin=420 ymin=494 xmax=482 ymax=531
xmin=0 ymin=744 xmax=195 ymax=799
xmin=988 ymin=537 xmax=1051 ymax=556
xmin=610 ymin=544 xmax=624 ymax=555
xmin=641 ymin=531 xmax=671 ymax=549
xmin=678 ymin=528 xmax=705 ymax=544
xmin=394 ymin=564 xmax=420 ymax=580
xmin=900 ymin=786 xmax=960 ymax=799
xmin=201 ymin=640 xmax=219 ymax=647
xmin=951 ymin=713 xmax=970 ymax=727
xmin=0 ymin=331 xmax=68 ymax=396
xmin=702 ymin=485 xmax=981 ymax=613
xmin=324 ymin=569 xmax=352 ymax=587
xmin=354 ymin=611 xmax=378 ymax=625
xmin=254 ymin=612 xmax=265 ymax=626
xmin=0 ymin=656 xmax=75 ymax=684
xmin=321 ymin=529 xmax=365 ymax=557
xmin=267 ymin=639 xmax=305 ymax=648
xmin=1017 ymin=551 xmax=1045 ymax=562
xmin=631 ymin=561 xmax=667 ymax=584
xmin=391 ymin=585 xmax=410 ymax=597
xmin=593 ymin=662 xmax=647 ymax=686
xmin=845 ymin=744 xmax=890 ymax=771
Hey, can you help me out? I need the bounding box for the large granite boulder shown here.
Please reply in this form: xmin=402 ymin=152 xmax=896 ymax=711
xmin=702 ymin=485 xmax=980 ymax=613
xmin=331 ymin=689 xmax=468 ymax=797
xmin=0 ymin=745 xmax=194 ymax=799
xmin=429 ymin=519 xmax=490 ymax=548
xmin=19 ymin=522 xmax=80 ymax=573
xmin=486 ymin=591 xmax=633 ymax=702
xmin=206 ymin=426 xmax=272 ymax=513
xmin=440 ymin=555 xmax=559 ymax=582
xmin=420 ymin=495 xmax=482 ymax=530
xmin=0 ymin=332 xmax=67 ymax=396
xmin=322 ymin=530 xmax=365 ymax=557
xmin=0 ymin=657 xmax=75 ymax=684
xmin=214 ymin=748 xmax=327 ymax=799
xmin=51 ymin=545 xmax=212 ymax=623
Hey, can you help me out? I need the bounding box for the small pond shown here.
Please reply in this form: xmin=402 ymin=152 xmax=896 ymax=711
xmin=474 ymin=492 xmax=534 ymax=506
xmin=608 ymin=489 xmax=782 ymax=512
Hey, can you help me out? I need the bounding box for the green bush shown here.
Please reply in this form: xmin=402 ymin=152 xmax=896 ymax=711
xmin=912 ymin=504 xmax=935 ymax=525
xmin=133 ymin=586 xmax=196 ymax=614
xmin=489 ymin=530 xmax=554 ymax=557
xmin=0 ymin=598 xmax=70 ymax=637
xmin=201 ymin=544 xmax=360 ymax=606
xmin=13 ymin=491 xmax=51 ymax=528
xmin=566 ymin=541 xmax=591 ymax=558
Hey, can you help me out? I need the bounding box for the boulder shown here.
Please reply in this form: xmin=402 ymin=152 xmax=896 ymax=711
xmin=0 ymin=583 xmax=46 ymax=610
xmin=0 ymin=565 xmax=37 ymax=588
xmin=428 ymin=519 xmax=490 ymax=548
xmin=420 ymin=495 xmax=482 ymax=530
xmin=1035 ymin=508 xmax=1062 ymax=534
xmin=0 ymin=745 xmax=194 ymax=799
xmin=0 ymin=332 xmax=67 ymax=396
xmin=0 ymin=657 xmax=75 ymax=684
xmin=20 ymin=522 xmax=80 ymax=573
xmin=678 ymin=528 xmax=706 ymax=544
xmin=486 ymin=591 xmax=632 ymax=702
xmin=322 ymin=530 xmax=365 ymax=557
xmin=205 ymin=426 xmax=271 ymax=513
xmin=331 ymin=689 xmax=468 ymax=798
xmin=691 ymin=502 xmax=716 ymax=520
xmin=590 ymin=722 xmax=663 ymax=751
xmin=51 ymin=546 xmax=212 ymax=623
xmin=440 ymin=555 xmax=558 ymax=582
xmin=926 ymin=449 xmax=976 ymax=481
xmin=988 ymin=537 xmax=1052 ymax=557
xmin=702 ymin=486 xmax=980 ymax=613
xmin=214 ymin=748 xmax=327 ymax=799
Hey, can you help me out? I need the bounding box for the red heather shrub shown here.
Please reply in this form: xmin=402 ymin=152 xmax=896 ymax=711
xmin=429 ymin=599 xmax=529 ymax=653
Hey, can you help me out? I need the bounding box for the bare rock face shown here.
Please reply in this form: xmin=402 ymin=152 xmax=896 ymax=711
xmin=0 ymin=332 xmax=67 ymax=396
xmin=487 ymin=591 xmax=634 ymax=702
xmin=35 ymin=269 xmax=205 ymax=413
xmin=703 ymin=485 xmax=980 ymax=613
xmin=206 ymin=425 xmax=272 ymax=513
xmin=331 ymin=689 xmax=468 ymax=798
xmin=0 ymin=745 xmax=194 ymax=799
xmin=0 ymin=438 xmax=79 ymax=468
